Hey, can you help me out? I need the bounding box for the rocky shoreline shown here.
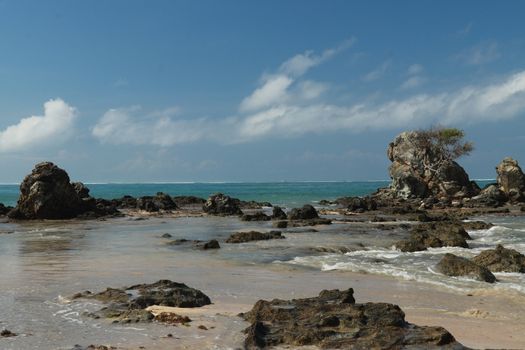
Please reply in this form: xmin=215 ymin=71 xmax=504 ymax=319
xmin=2 ymin=130 xmax=525 ymax=349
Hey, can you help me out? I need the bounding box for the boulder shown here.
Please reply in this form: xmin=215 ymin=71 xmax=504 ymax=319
xmin=465 ymin=184 xmax=507 ymax=208
xmin=202 ymin=193 xmax=243 ymax=216
xmin=336 ymin=196 xmax=377 ymax=211
xmin=472 ymin=245 xmax=525 ymax=273
xmin=172 ymin=195 xmax=206 ymax=207
xmin=271 ymin=206 xmax=287 ymax=220
xmin=396 ymin=223 xmax=470 ymax=252
xmin=226 ymin=231 xmax=284 ymax=243
xmin=195 ymin=239 xmax=221 ymax=250
xmin=287 ymin=204 xmax=319 ymax=220
xmin=136 ymin=192 xmax=178 ymax=212
xmin=240 ymin=288 xmax=465 ymax=349
xmin=7 ymin=162 xmax=107 ymax=219
xmin=436 ymin=254 xmax=496 ymax=283
xmin=240 ymin=200 xmax=273 ymax=209
xmin=496 ymin=157 xmax=525 ymax=202
xmin=380 ymin=131 xmax=479 ymax=200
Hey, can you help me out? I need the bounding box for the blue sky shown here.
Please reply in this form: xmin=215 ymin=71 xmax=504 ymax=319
xmin=1 ymin=0 xmax=525 ymax=182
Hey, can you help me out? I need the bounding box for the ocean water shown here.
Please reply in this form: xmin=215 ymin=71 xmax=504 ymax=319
xmin=0 ymin=180 xmax=494 ymax=208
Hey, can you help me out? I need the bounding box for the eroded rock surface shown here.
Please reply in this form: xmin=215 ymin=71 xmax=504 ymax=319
xmin=396 ymin=222 xmax=471 ymax=252
xmin=226 ymin=231 xmax=284 ymax=243
xmin=287 ymin=204 xmax=319 ymax=220
xmin=436 ymin=253 xmax=496 ymax=283
xmin=136 ymin=192 xmax=178 ymax=212
xmin=240 ymin=288 xmax=465 ymax=349
xmin=473 ymin=245 xmax=525 ymax=273
xmin=496 ymin=157 xmax=525 ymax=202
xmin=203 ymin=193 xmax=243 ymax=216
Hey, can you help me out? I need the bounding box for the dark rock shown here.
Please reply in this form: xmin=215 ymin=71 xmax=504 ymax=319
xmin=202 ymin=193 xmax=243 ymax=216
xmin=472 ymin=245 xmax=525 ymax=273
xmin=461 ymin=221 xmax=493 ymax=231
xmin=287 ymin=204 xmax=319 ymax=220
xmin=272 ymin=220 xmax=288 ymax=228
xmin=226 ymin=231 xmax=284 ymax=243
xmin=74 ymin=280 xmax=211 ymax=323
xmin=72 ymin=182 xmax=91 ymax=198
xmin=166 ymin=239 xmax=202 ymax=246
xmin=496 ymin=157 xmax=525 ymax=202
xmin=436 ymin=253 xmax=496 ymax=283
xmin=396 ymin=223 xmax=470 ymax=252
xmin=137 ymin=192 xmax=178 ymax=212
xmin=240 ymin=200 xmax=273 ymax=209
xmin=8 ymin=162 xmax=87 ymax=219
xmin=288 ymin=218 xmax=332 ymax=227
xmin=161 ymin=233 xmax=173 ymax=238
xmin=465 ymin=184 xmax=507 ymax=208
xmin=195 ymin=239 xmax=221 ymax=250
xmin=154 ymin=312 xmax=191 ymax=325
xmin=0 ymin=203 xmax=13 ymax=216
xmin=336 ymin=196 xmax=377 ymax=211
xmin=113 ymin=195 xmax=137 ymax=209
xmin=0 ymin=329 xmax=17 ymax=337
xmin=241 ymin=212 xmax=271 ymax=221
xmin=172 ymin=195 xmax=206 ymax=207
xmin=271 ymin=206 xmax=287 ymax=220
xmin=240 ymin=288 xmax=464 ymax=349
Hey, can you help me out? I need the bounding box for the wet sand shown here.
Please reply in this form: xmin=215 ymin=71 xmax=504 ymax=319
xmin=1 ymin=215 xmax=524 ymax=349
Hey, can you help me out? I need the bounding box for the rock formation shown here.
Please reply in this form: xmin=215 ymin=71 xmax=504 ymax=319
xmin=240 ymin=288 xmax=465 ymax=349
xmin=496 ymin=157 xmax=525 ymax=202
xmin=380 ymin=131 xmax=479 ymax=200
xmin=473 ymin=245 xmax=525 ymax=273
xmin=7 ymin=162 xmax=113 ymax=220
xmin=226 ymin=231 xmax=284 ymax=243
xmin=436 ymin=253 xmax=496 ymax=283
xmin=202 ymin=193 xmax=243 ymax=216
xmin=136 ymin=192 xmax=178 ymax=212
xmin=396 ymin=222 xmax=471 ymax=252
xmin=287 ymin=204 xmax=319 ymax=220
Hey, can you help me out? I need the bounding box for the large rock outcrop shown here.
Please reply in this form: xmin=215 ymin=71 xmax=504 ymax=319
xmin=240 ymin=288 xmax=465 ymax=349
xmin=496 ymin=157 xmax=525 ymax=202
xmin=382 ymin=131 xmax=479 ymax=200
xmin=8 ymin=162 xmax=101 ymax=219
xmin=202 ymin=193 xmax=243 ymax=216
xmin=473 ymin=245 xmax=525 ymax=273
xmin=436 ymin=253 xmax=496 ymax=283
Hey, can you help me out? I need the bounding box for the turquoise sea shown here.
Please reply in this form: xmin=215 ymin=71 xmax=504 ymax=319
xmin=0 ymin=180 xmax=495 ymax=208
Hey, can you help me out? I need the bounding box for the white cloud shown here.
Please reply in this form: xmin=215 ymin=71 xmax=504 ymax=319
xmin=400 ymin=76 xmax=425 ymax=90
xmin=239 ymin=75 xmax=293 ymax=112
xmin=0 ymin=99 xmax=77 ymax=153
xmin=457 ymin=41 xmax=500 ymax=65
xmin=362 ymin=61 xmax=390 ymax=82
xmin=407 ymin=64 xmax=423 ymax=75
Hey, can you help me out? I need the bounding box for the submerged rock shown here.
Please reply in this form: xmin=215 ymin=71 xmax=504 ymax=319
xmin=73 ymin=280 xmax=211 ymax=323
xmin=240 ymin=288 xmax=465 ymax=349
xmin=154 ymin=312 xmax=191 ymax=325
xmin=0 ymin=329 xmax=17 ymax=337
xmin=241 ymin=212 xmax=271 ymax=221
xmin=473 ymin=245 xmax=525 ymax=273
xmin=436 ymin=253 xmax=496 ymax=283
xmin=396 ymin=223 xmax=470 ymax=252
xmin=195 ymin=239 xmax=221 ymax=250
xmin=202 ymin=193 xmax=243 ymax=216
xmin=226 ymin=231 xmax=284 ymax=243
xmin=287 ymin=204 xmax=319 ymax=220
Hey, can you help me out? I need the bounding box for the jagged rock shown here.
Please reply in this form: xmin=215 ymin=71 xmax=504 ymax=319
xmin=0 ymin=203 xmax=13 ymax=216
xmin=0 ymin=329 xmax=17 ymax=337
xmin=379 ymin=131 xmax=479 ymax=200
xmin=226 ymin=231 xmax=284 ymax=243
xmin=73 ymin=280 xmax=211 ymax=323
xmin=336 ymin=196 xmax=377 ymax=211
xmin=154 ymin=312 xmax=191 ymax=325
xmin=202 ymin=193 xmax=243 ymax=216
xmin=240 ymin=288 xmax=465 ymax=349
xmin=436 ymin=253 xmax=496 ymax=283
xmin=7 ymin=162 xmax=115 ymax=219
xmin=271 ymin=206 xmax=287 ymax=220
xmin=396 ymin=223 xmax=470 ymax=252
xmin=136 ymin=192 xmax=178 ymax=212
xmin=241 ymin=212 xmax=271 ymax=221
xmin=496 ymin=157 xmax=525 ymax=202
xmin=465 ymin=184 xmax=507 ymax=208
xmin=287 ymin=204 xmax=319 ymax=220
xmin=172 ymin=195 xmax=206 ymax=207
xmin=461 ymin=221 xmax=493 ymax=231
xmin=473 ymin=245 xmax=525 ymax=273
xmin=112 ymin=195 xmax=138 ymax=209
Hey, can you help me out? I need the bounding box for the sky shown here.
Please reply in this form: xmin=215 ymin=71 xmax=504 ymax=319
xmin=1 ymin=0 xmax=525 ymax=183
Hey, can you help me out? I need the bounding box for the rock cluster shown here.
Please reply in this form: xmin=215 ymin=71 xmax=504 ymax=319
xmin=226 ymin=231 xmax=284 ymax=243
xmin=202 ymin=193 xmax=243 ymax=216
xmin=240 ymin=288 xmax=465 ymax=349
xmin=396 ymin=222 xmax=471 ymax=252
xmin=73 ymin=280 xmax=211 ymax=323
xmin=136 ymin=192 xmax=178 ymax=212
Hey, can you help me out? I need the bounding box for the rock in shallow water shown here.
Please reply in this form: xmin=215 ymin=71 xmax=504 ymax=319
xmin=240 ymin=288 xmax=465 ymax=349
xmin=226 ymin=231 xmax=284 ymax=243
xmin=473 ymin=244 xmax=525 ymax=273
xmin=287 ymin=204 xmax=319 ymax=220
xmin=203 ymin=193 xmax=243 ymax=216
xmin=396 ymin=222 xmax=471 ymax=252
xmin=437 ymin=253 xmax=496 ymax=283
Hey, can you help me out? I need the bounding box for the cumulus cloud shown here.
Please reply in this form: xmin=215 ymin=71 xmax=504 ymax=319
xmin=0 ymin=99 xmax=77 ymax=153
xmin=92 ymin=43 xmax=525 ymax=147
